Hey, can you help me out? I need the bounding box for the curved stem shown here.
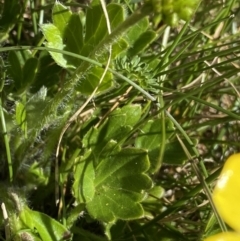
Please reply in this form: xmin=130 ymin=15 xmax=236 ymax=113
xmin=0 ymin=97 xmax=13 ymax=182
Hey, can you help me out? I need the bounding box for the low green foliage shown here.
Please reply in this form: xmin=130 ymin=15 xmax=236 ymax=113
xmin=0 ymin=0 xmax=239 ymax=240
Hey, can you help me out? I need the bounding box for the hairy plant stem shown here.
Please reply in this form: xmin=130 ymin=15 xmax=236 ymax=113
xmin=46 ymin=2 xmax=154 ymax=129
xmin=2 ymin=2 xmax=155 ymax=160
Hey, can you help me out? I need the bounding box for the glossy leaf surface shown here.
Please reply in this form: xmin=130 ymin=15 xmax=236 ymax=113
xmin=204 ymin=232 xmax=240 ymax=241
xmin=212 ymin=153 xmax=240 ymax=232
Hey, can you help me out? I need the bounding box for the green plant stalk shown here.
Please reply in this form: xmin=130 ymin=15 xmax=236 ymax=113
xmin=158 ymin=33 xmax=200 ymax=73
xmin=177 ymin=134 xmax=224 ymax=230
xmin=190 ymin=95 xmax=240 ymax=120
xmin=158 ymin=76 xmax=240 ymax=120
xmin=164 ymin=109 xmax=207 ymax=177
xmin=181 ymin=15 xmax=235 ymax=47
xmin=39 ymin=0 xmax=45 ymax=24
xmin=157 ymin=45 xmax=240 ymax=77
xmin=30 ymin=0 xmax=38 ymax=35
xmin=55 ymin=0 xmax=114 ymax=205
xmin=22 ymin=93 xmax=28 ymax=139
xmin=0 ymin=46 xmax=155 ymax=101
xmin=213 ymin=0 xmax=235 ymax=23
xmin=0 ymin=46 xmax=155 ymax=158
xmin=154 ymin=26 xmax=170 ymax=172
xmin=0 ymin=98 xmax=13 ymax=182
xmin=0 ymin=2 xmax=156 ymax=176
xmin=156 ymin=94 xmax=166 ymax=172
xmin=156 ymin=20 xmax=190 ymax=72
xmin=32 ymin=36 xmax=45 ymax=56
xmin=164 ymin=110 xmax=199 ymax=159
xmin=17 ymin=0 xmax=28 ymax=42
xmin=190 ymin=160 xmax=228 ymax=232
xmin=165 ymin=110 xmax=227 ymax=232
xmin=1 ymin=203 xmax=11 ymax=240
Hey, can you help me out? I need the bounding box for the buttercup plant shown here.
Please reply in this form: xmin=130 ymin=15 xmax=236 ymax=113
xmin=3 ymin=0 xmax=239 ymax=240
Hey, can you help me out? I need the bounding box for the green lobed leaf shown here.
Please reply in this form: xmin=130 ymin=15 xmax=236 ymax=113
xmin=147 ymin=185 xmax=165 ymax=200
xmin=84 ymin=4 xmax=104 ymax=45
xmin=84 ymin=148 xmax=152 ymax=223
xmin=104 ymin=105 xmax=142 ymax=139
xmin=73 ymin=150 xmax=96 ymax=203
xmin=83 ymin=126 xmax=126 ymax=161
xmin=42 ymin=2 xmax=83 ymax=68
xmin=83 ymin=105 xmax=142 ymax=160
xmin=142 ymin=184 xmax=164 ymax=217
xmin=135 ymin=119 xmax=175 ymax=172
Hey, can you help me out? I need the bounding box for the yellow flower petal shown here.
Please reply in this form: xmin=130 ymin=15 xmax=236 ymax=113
xmin=212 ymin=153 xmax=240 ymax=232
xmin=204 ymin=232 xmax=240 ymax=241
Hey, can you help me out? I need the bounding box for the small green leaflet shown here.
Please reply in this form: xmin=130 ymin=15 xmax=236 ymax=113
xmin=20 ymin=207 xmax=71 ymax=241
